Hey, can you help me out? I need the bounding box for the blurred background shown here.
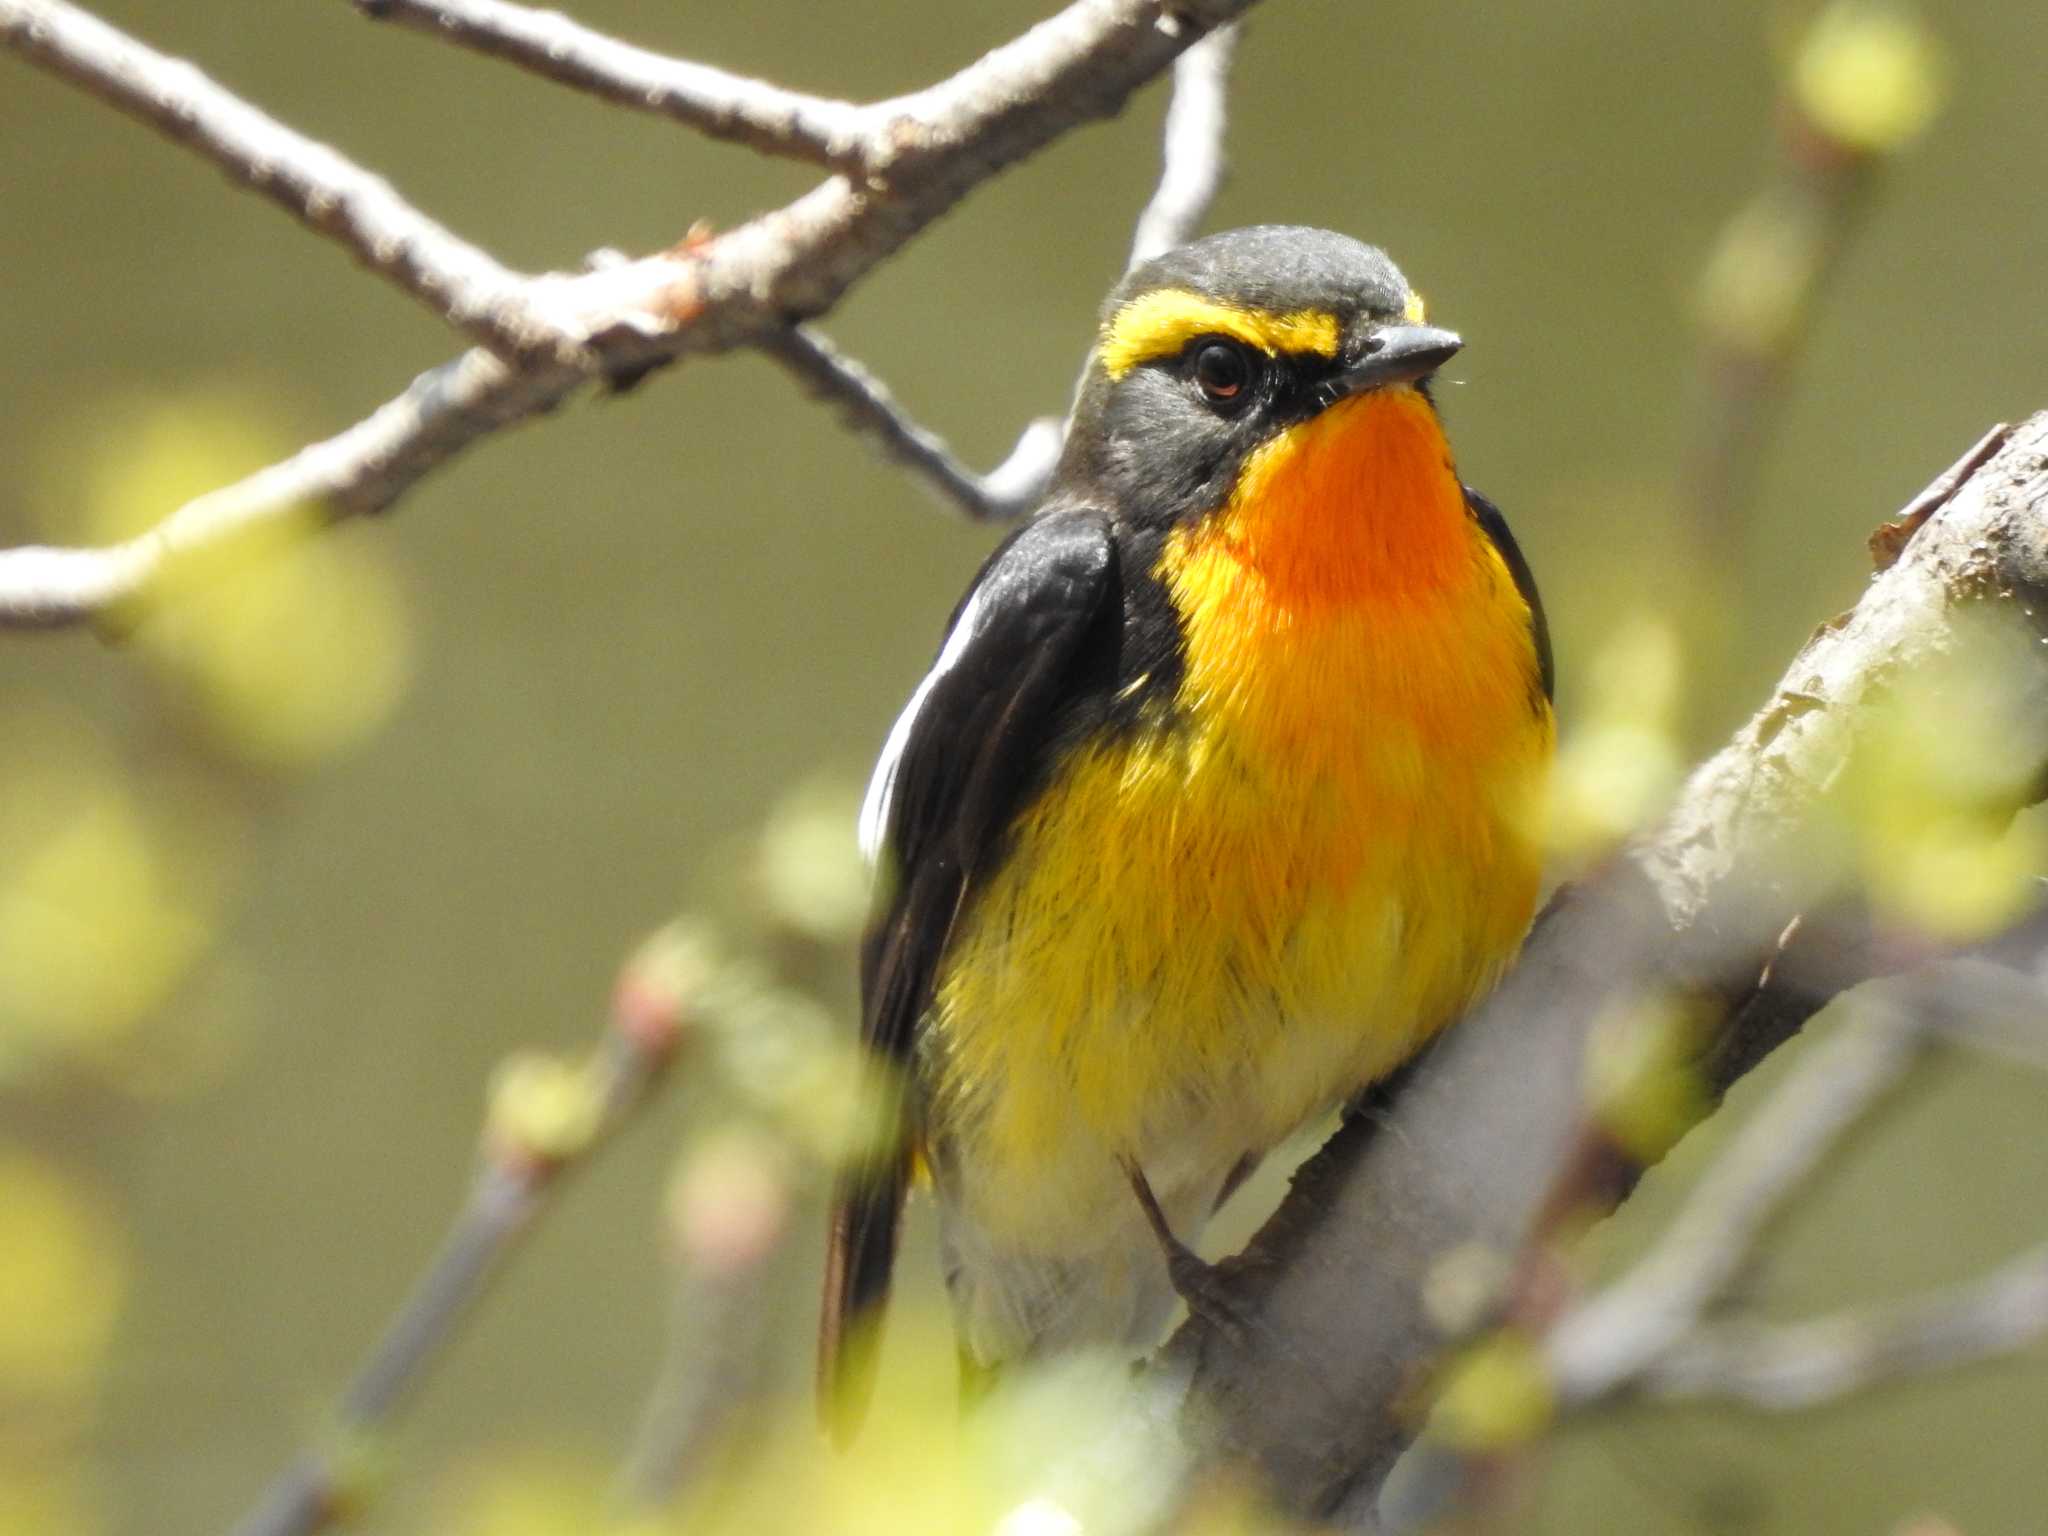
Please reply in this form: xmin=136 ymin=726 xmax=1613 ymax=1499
xmin=1 ymin=2 xmax=2045 ymax=1532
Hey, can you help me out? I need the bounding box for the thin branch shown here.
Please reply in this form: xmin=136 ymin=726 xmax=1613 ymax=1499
xmin=0 ymin=0 xmax=1259 ymax=632
xmin=1896 ymin=952 xmax=2048 ymax=1075
xmin=0 ymin=347 xmax=570 ymax=631
xmin=1681 ymin=6 xmax=1941 ymax=537
xmin=228 ymin=1165 xmax=539 ymax=1536
xmin=350 ymin=0 xmax=869 ymax=169
xmin=228 ymin=952 xmax=695 ymax=1536
xmin=755 ymin=18 xmax=1239 ymax=522
xmin=1643 ymin=1241 xmax=2048 ymax=1411
xmin=1547 ymin=955 xmax=2048 ymax=1411
xmin=1127 ymin=23 xmax=1236 ymax=267
xmin=1545 ymin=997 xmax=1929 ymax=1407
xmin=1368 ymin=978 xmax=2037 ymax=1535
xmin=759 ymin=326 xmax=1061 ymax=522
xmin=0 ymin=0 xmax=577 ymax=363
xmin=614 ymin=1133 xmax=795 ymax=1511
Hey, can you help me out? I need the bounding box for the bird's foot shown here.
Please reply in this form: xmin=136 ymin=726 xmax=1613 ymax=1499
xmin=1118 ymin=1155 xmax=1254 ymax=1345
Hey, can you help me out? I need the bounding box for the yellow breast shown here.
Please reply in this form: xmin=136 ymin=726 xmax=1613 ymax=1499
xmin=927 ymin=387 xmax=1553 ymax=1246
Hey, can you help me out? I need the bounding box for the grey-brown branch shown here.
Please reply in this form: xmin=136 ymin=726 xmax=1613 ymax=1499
xmin=228 ymin=996 xmax=687 ymax=1536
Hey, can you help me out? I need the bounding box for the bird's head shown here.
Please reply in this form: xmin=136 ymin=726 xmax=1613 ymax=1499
xmin=1061 ymin=225 xmax=1462 ymax=530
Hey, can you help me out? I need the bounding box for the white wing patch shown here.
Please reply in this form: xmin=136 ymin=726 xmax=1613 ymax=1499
xmin=858 ymin=586 xmax=987 ymax=868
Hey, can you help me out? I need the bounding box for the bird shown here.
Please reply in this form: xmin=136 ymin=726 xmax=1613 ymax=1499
xmin=818 ymin=225 xmax=1555 ymax=1439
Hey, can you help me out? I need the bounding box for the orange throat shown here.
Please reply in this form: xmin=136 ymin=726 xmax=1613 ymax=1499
xmin=1175 ymin=383 xmax=1476 ymax=611
xmin=1158 ymin=383 xmax=1545 ymax=785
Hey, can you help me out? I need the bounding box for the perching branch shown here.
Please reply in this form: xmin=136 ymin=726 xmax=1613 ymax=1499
xmin=1159 ymin=412 xmax=2048 ymax=1527
xmin=228 ymin=940 xmax=699 ymax=1536
xmin=0 ymin=0 xmax=1260 ymax=630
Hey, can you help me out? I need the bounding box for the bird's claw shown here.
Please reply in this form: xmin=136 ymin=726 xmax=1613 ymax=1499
xmin=1118 ymin=1155 xmax=1255 ymax=1345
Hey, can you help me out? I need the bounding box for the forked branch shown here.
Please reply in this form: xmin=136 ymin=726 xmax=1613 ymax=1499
xmin=0 ymin=0 xmax=1259 ymax=629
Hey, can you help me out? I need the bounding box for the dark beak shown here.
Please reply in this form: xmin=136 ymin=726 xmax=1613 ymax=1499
xmin=1319 ymin=324 xmax=1463 ymax=407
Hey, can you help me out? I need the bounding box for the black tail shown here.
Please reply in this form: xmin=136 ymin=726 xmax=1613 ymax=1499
xmin=816 ymin=1148 xmax=909 ymax=1445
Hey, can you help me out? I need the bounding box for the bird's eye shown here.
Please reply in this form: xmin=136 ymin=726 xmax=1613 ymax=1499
xmin=1189 ymin=339 xmax=1255 ymax=408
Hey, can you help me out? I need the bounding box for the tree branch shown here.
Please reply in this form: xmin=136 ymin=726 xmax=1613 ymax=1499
xmin=0 ymin=0 xmax=1260 ymax=632
xmin=1546 ymin=992 xmax=1934 ymax=1408
xmin=1642 ymin=1240 xmax=2048 ymax=1411
xmin=755 ymin=18 xmax=1238 ymax=522
xmin=1158 ymin=412 xmax=2048 ymax=1525
xmin=0 ymin=0 xmax=576 ymax=362
xmin=758 ymin=326 xmax=1062 ymax=522
xmin=1127 ymin=22 xmax=1236 ymax=267
xmin=0 ymin=347 xmax=568 ymax=632
xmin=227 ymin=942 xmax=698 ymax=1536
xmin=350 ymin=0 xmax=869 ymax=169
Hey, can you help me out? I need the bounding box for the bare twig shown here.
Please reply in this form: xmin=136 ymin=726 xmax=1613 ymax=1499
xmin=1683 ymin=6 xmax=1942 ymax=536
xmin=228 ymin=949 xmax=697 ymax=1536
xmin=228 ymin=1162 xmax=540 ymax=1536
xmin=615 ymin=1131 xmax=795 ymax=1511
xmin=1644 ymin=1241 xmax=2048 ymax=1410
xmin=351 ymin=0 xmax=869 ymax=169
xmin=1870 ymin=421 xmax=2013 ymax=571
xmin=1546 ymin=997 xmax=1930 ymax=1406
xmin=0 ymin=348 xmax=568 ymax=631
xmin=756 ymin=18 xmax=1239 ymax=523
xmin=1549 ymin=957 xmax=2048 ymax=1411
xmin=0 ymin=0 xmax=1258 ymax=631
xmin=0 ymin=0 xmax=577 ymax=362
xmin=1127 ymin=23 xmax=1236 ymax=267
xmin=759 ymin=326 xmax=1062 ymax=522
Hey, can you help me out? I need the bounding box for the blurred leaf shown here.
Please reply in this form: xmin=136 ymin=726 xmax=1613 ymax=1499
xmin=754 ymin=775 xmax=868 ymax=945
xmin=0 ymin=711 xmax=230 ymax=1075
xmin=1547 ymin=615 xmax=1688 ymax=861
xmin=1791 ymin=1 xmax=1948 ymax=156
xmin=1585 ymin=995 xmax=1713 ymax=1164
xmin=0 ymin=1467 xmax=102 ymax=1536
xmin=1694 ymin=193 xmax=1826 ymax=360
xmin=35 ymin=388 xmax=412 ymax=770
xmin=1430 ymin=1329 xmax=1557 ymax=1453
xmin=136 ymin=516 xmax=412 ymax=770
xmin=1839 ymin=607 xmax=2046 ymax=938
xmin=434 ymin=1449 xmax=611 ymax=1536
xmin=0 ymin=1151 xmax=125 ymax=1402
xmin=486 ymin=1052 xmax=606 ymax=1167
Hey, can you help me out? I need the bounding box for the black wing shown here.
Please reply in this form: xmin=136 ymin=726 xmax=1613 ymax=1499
xmin=1466 ymin=486 xmax=1554 ymax=705
xmin=818 ymin=508 xmax=1118 ymax=1441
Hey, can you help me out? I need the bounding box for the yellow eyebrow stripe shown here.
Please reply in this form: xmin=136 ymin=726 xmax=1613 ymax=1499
xmin=1099 ymin=290 xmax=1343 ymax=380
